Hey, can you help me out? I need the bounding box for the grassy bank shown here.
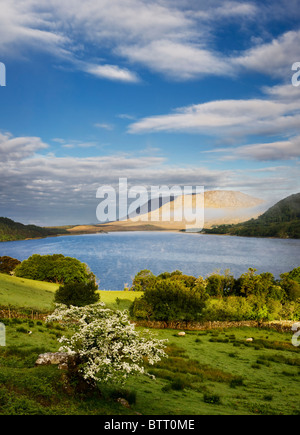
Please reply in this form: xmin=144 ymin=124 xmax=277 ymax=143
xmin=0 ymin=273 xmax=142 ymax=314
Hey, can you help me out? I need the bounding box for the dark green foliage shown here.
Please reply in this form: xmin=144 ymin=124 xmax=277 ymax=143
xmin=130 ymin=266 xmax=300 ymax=322
xmin=131 ymin=277 xmax=208 ymax=323
xmin=0 ymin=217 xmax=67 ymax=242
xmin=0 ymin=256 xmax=21 ymax=274
xmin=280 ymin=268 xmax=300 ymax=301
xmin=54 ymin=281 xmax=100 ymax=307
xmin=14 ymin=254 xmax=96 ymax=285
xmin=206 ymin=270 xmax=235 ymax=297
xmin=130 ymin=269 xmax=156 ymax=291
xmin=202 ymin=192 xmax=300 ymax=238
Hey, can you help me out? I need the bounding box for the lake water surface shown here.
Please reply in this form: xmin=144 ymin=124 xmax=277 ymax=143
xmin=0 ymin=232 xmax=299 ymax=290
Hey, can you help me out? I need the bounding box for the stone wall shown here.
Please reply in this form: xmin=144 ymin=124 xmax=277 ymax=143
xmin=134 ymin=319 xmax=295 ymax=333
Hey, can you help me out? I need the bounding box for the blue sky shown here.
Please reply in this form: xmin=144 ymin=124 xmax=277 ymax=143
xmin=0 ymin=0 xmax=299 ymax=226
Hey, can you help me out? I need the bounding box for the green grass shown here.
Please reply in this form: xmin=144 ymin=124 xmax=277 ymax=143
xmin=0 ymin=273 xmax=299 ymax=415
xmin=0 ymin=320 xmax=299 ymax=415
xmin=0 ymin=273 xmax=142 ymax=313
xmin=123 ymin=328 xmax=300 ymax=415
xmin=0 ymin=273 xmax=58 ymax=312
xmin=99 ymin=290 xmax=143 ymax=311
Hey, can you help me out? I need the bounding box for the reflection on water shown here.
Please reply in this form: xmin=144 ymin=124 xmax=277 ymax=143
xmin=0 ymin=232 xmax=299 ymax=290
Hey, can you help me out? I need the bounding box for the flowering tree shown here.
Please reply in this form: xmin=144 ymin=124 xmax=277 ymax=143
xmin=46 ymin=303 xmax=167 ymax=386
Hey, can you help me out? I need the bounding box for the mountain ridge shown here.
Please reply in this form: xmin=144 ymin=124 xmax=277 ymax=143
xmin=202 ymin=192 xmax=300 ymax=239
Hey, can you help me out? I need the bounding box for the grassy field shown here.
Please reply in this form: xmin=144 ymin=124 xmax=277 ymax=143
xmin=0 ymin=273 xmax=299 ymax=415
xmin=0 ymin=273 xmax=58 ymax=312
xmin=0 ymin=320 xmax=299 ymax=415
xmin=0 ymin=273 xmax=142 ymax=313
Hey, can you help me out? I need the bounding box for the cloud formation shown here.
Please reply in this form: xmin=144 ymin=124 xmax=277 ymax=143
xmin=0 ymin=130 xmax=298 ymax=225
xmin=128 ymin=83 xmax=300 ymax=140
xmin=0 ymin=1 xmax=298 ymax=81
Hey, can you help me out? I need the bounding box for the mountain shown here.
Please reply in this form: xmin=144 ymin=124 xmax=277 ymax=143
xmin=67 ymin=190 xmax=266 ymax=234
xmin=127 ymin=190 xmax=265 ymax=230
xmin=0 ymin=217 xmax=67 ymax=242
xmin=202 ymin=193 xmax=300 ymax=239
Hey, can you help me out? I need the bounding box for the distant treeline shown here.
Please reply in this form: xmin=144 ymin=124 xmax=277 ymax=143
xmin=0 ymin=217 xmax=67 ymax=242
xmin=202 ymin=193 xmax=300 ymax=239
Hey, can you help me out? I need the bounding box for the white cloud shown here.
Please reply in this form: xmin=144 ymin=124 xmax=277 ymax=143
xmin=94 ymin=123 xmax=114 ymax=131
xmin=208 ymin=136 xmax=300 ymax=162
xmin=2 ymin=0 xmax=297 ymax=82
xmin=118 ymin=40 xmax=233 ymax=80
xmin=0 ymin=130 xmax=298 ymax=225
xmin=128 ymin=83 xmax=300 ymax=138
xmin=0 ymin=131 xmax=48 ymax=161
xmin=82 ymin=62 xmax=140 ymax=83
xmin=234 ymin=30 xmax=300 ymax=78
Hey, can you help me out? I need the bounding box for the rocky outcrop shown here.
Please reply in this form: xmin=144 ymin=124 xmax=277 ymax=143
xmin=35 ymin=352 xmax=76 ymax=370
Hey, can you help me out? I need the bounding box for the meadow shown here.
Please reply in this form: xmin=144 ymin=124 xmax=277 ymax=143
xmin=0 ymin=273 xmax=299 ymax=415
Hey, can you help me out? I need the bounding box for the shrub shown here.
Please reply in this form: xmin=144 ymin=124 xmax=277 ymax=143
xmin=130 ymin=269 xmax=157 ymax=291
xmin=47 ymin=303 xmax=167 ymax=386
xmin=54 ymin=281 xmax=100 ymax=307
xmin=170 ymin=376 xmax=189 ymax=391
xmin=0 ymin=256 xmax=21 ymax=275
xmin=14 ymin=254 xmax=96 ymax=285
xmin=131 ymin=278 xmax=208 ymax=323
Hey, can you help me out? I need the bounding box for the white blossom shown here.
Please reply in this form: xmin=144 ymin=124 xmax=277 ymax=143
xmin=46 ymin=303 xmax=167 ymax=385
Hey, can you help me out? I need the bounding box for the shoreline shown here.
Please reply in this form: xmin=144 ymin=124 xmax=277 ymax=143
xmin=1 ymin=226 xmax=299 ymax=243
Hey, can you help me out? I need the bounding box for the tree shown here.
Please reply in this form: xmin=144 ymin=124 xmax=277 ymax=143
xmin=46 ymin=303 xmax=167 ymax=386
xmin=130 ymin=269 xmax=157 ymax=291
xmin=205 ymin=270 xmax=235 ymax=297
xmin=0 ymin=256 xmax=21 ymax=274
xmin=54 ymin=281 xmax=100 ymax=307
xmin=131 ymin=278 xmax=208 ymax=323
xmin=14 ymin=254 xmax=96 ymax=285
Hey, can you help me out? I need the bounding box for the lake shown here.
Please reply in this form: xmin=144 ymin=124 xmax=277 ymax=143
xmin=0 ymin=232 xmax=299 ymax=290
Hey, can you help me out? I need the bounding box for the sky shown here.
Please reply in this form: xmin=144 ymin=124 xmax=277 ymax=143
xmin=0 ymin=0 xmax=299 ymax=226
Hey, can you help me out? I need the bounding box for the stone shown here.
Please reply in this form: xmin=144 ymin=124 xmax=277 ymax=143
xmin=35 ymin=352 xmax=69 ymax=367
xmin=246 ymin=338 xmax=253 ymax=342
xmin=117 ymin=398 xmax=131 ymax=409
xmin=178 ymin=332 xmax=186 ymax=336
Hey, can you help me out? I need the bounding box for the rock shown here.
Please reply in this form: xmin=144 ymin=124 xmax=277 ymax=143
xmin=35 ymin=352 xmax=70 ymax=367
xmin=246 ymin=338 xmax=253 ymax=342
xmin=178 ymin=332 xmax=186 ymax=336
xmin=117 ymin=398 xmax=131 ymax=409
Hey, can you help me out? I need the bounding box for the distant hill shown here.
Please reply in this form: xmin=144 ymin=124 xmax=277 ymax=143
xmin=202 ymin=193 xmax=300 ymax=239
xmin=67 ymin=190 xmax=266 ymax=234
xmin=0 ymin=217 xmax=67 ymax=242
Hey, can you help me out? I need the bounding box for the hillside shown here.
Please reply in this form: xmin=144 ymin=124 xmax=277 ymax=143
xmin=202 ymin=193 xmax=300 ymax=238
xmin=0 ymin=217 xmax=67 ymax=242
xmin=0 ymin=273 xmax=141 ymax=314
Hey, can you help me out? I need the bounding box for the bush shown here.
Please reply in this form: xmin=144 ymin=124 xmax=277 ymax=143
xmin=14 ymin=254 xmax=96 ymax=285
xmin=0 ymin=256 xmax=21 ymax=275
xmin=130 ymin=269 xmax=157 ymax=291
xmin=131 ymin=278 xmax=208 ymax=323
xmin=202 ymin=297 xmax=255 ymax=321
xmin=47 ymin=303 xmax=167 ymax=386
xmin=54 ymin=281 xmax=100 ymax=307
